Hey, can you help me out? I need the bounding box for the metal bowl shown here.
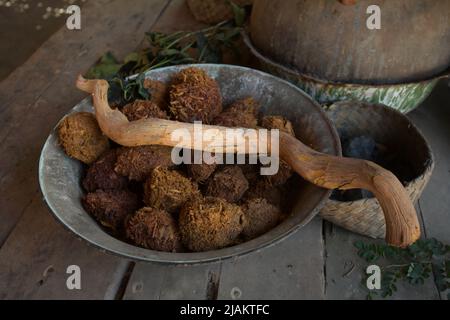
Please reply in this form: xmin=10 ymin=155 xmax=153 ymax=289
xmin=39 ymin=64 xmax=341 ymax=264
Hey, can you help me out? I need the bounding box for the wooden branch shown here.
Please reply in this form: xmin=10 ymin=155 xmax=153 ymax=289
xmin=76 ymin=76 xmax=420 ymax=247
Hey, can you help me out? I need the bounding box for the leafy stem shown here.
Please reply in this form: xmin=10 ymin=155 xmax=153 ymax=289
xmin=355 ymin=238 xmax=450 ymax=299
xmin=85 ymin=15 xmax=245 ymax=107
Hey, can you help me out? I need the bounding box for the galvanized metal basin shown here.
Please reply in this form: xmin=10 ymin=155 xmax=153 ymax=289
xmin=39 ymin=64 xmax=341 ymax=264
xmin=244 ymin=33 xmax=449 ymax=114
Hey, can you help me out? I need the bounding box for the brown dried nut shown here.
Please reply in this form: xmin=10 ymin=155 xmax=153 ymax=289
xmin=185 ymin=150 xmax=218 ymax=183
xmin=206 ymin=166 xmax=249 ymax=203
xmin=125 ymin=207 xmax=182 ymax=252
xmin=187 ymin=163 xmax=218 ymax=183
xmin=143 ymin=167 xmax=199 ymax=214
xmin=243 ymin=179 xmax=283 ymax=208
xmin=213 ymin=110 xmax=257 ymax=128
xmin=82 ymin=189 xmax=140 ymax=231
xmin=241 ymin=198 xmax=282 ymax=240
xmin=169 ymin=67 xmax=222 ymax=123
xmin=213 ymin=97 xmax=259 ymax=128
xmin=144 ymin=79 xmax=169 ymax=109
xmin=115 ymin=146 xmax=174 ymax=182
xmin=239 ymin=163 xmax=261 ymax=184
xmin=260 ymin=115 xmax=295 ymax=185
xmin=179 ymin=197 xmax=245 ymax=252
xmin=58 ymin=112 xmax=110 ymax=164
xmin=260 ymin=115 xmax=295 ymax=136
xmin=263 ymin=160 xmax=293 ymax=186
xmin=82 ymin=149 xmax=128 ymax=192
xmin=230 ymin=97 xmax=259 ymax=115
xmin=121 ymin=100 xmax=168 ymax=121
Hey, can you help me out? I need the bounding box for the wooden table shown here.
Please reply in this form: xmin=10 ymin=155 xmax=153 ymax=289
xmin=0 ymin=0 xmax=448 ymax=300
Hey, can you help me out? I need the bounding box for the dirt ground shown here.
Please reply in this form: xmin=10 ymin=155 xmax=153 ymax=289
xmin=0 ymin=0 xmax=87 ymax=80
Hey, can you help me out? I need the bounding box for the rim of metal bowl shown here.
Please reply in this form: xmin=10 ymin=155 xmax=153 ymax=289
xmin=38 ymin=64 xmax=341 ymax=265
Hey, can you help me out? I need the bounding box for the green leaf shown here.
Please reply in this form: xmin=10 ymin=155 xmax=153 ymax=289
xmin=124 ymin=52 xmax=140 ymax=63
xmin=100 ymin=51 xmax=119 ymax=65
xmin=159 ymin=49 xmax=183 ymax=57
xmin=228 ymin=1 xmax=246 ymax=27
xmin=354 ymin=241 xmax=365 ymax=250
xmin=434 ymin=262 xmax=448 ymax=292
xmin=136 ymin=73 xmax=150 ymax=100
xmin=85 ymin=52 xmax=121 ymax=80
xmin=380 ymin=271 xmax=398 ymax=298
xmin=406 ymin=262 xmax=431 ymax=285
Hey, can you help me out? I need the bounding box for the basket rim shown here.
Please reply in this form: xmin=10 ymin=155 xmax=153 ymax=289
xmin=324 ymin=100 xmax=435 ymax=205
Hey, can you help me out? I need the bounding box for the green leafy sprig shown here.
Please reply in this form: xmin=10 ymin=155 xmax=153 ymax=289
xmin=356 ymin=238 xmax=450 ymax=299
xmin=85 ymin=6 xmax=245 ymax=107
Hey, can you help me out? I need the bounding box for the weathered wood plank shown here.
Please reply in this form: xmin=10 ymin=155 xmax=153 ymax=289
xmin=408 ymin=81 xmax=450 ymax=244
xmin=324 ymin=223 xmax=440 ymax=300
xmin=124 ymin=263 xmax=221 ymax=300
xmin=0 ymin=0 xmax=170 ymax=299
xmin=217 ymin=218 xmax=325 ymax=300
xmin=0 ymin=195 xmax=133 ymax=299
xmin=408 ymin=81 xmax=450 ymax=300
xmin=152 ymin=0 xmax=206 ymax=32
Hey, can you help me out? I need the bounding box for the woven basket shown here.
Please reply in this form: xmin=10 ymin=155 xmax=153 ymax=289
xmin=320 ymin=101 xmax=434 ymax=239
xmin=186 ymin=0 xmax=253 ymax=24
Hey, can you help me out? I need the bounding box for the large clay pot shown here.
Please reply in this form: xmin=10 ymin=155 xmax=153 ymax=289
xmin=250 ymin=0 xmax=450 ymax=84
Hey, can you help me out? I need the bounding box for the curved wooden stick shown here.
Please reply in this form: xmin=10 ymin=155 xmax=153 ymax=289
xmin=76 ymin=75 xmax=420 ymax=247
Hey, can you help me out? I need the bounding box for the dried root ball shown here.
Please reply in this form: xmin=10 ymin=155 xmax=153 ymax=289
xmin=169 ymin=67 xmax=222 ymax=123
xmin=214 ymin=97 xmax=259 ymax=128
xmin=260 ymin=115 xmax=295 ymax=185
xmin=239 ymin=163 xmax=261 ymax=184
xmin=121 ymin=100 xmax=168 ymax=122
xmin=82 ymin=189 xmax=139 ymax=231
xmin=179 ymin=197 xmax=245 ymax=252
xmin=143 ymin=167 xmax=199 ymax=214
xmin=206 ymin=166 xmax=249 ymax=203
xmin=115 ymin=146 xmax=174 ymax=181
xmin=231 ymin=97 xmax=259 ymax=115
xmin=260 ymin=115 xmax=295 ymax=136
xmin=186 ymin=151 xmax=218 ymax=183
xmin=58 ymin=112 xmax=110 ymax=164
xmin=243 ymin=179 xmax=283 ymax=208
xmin=241 ymin=198 xmax=282 ymax=240
xmin=264 ymin=160 xmax=293 ymax=186
xmin=125 ymin=207 xmax=182 ymax=252
xmin=82 ymin=149 xmax=128 ymax=192
xmin=187 ymin=163 xmax=218 ymax=183
xmin=144 ymin=79 xmax=169 ymax=109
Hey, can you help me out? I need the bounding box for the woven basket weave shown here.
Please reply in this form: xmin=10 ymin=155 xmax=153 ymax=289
xmin=186 ymin=0 xmax=253 ymax=24
xmin=320 ymin=101 xmax=434 ymax=239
